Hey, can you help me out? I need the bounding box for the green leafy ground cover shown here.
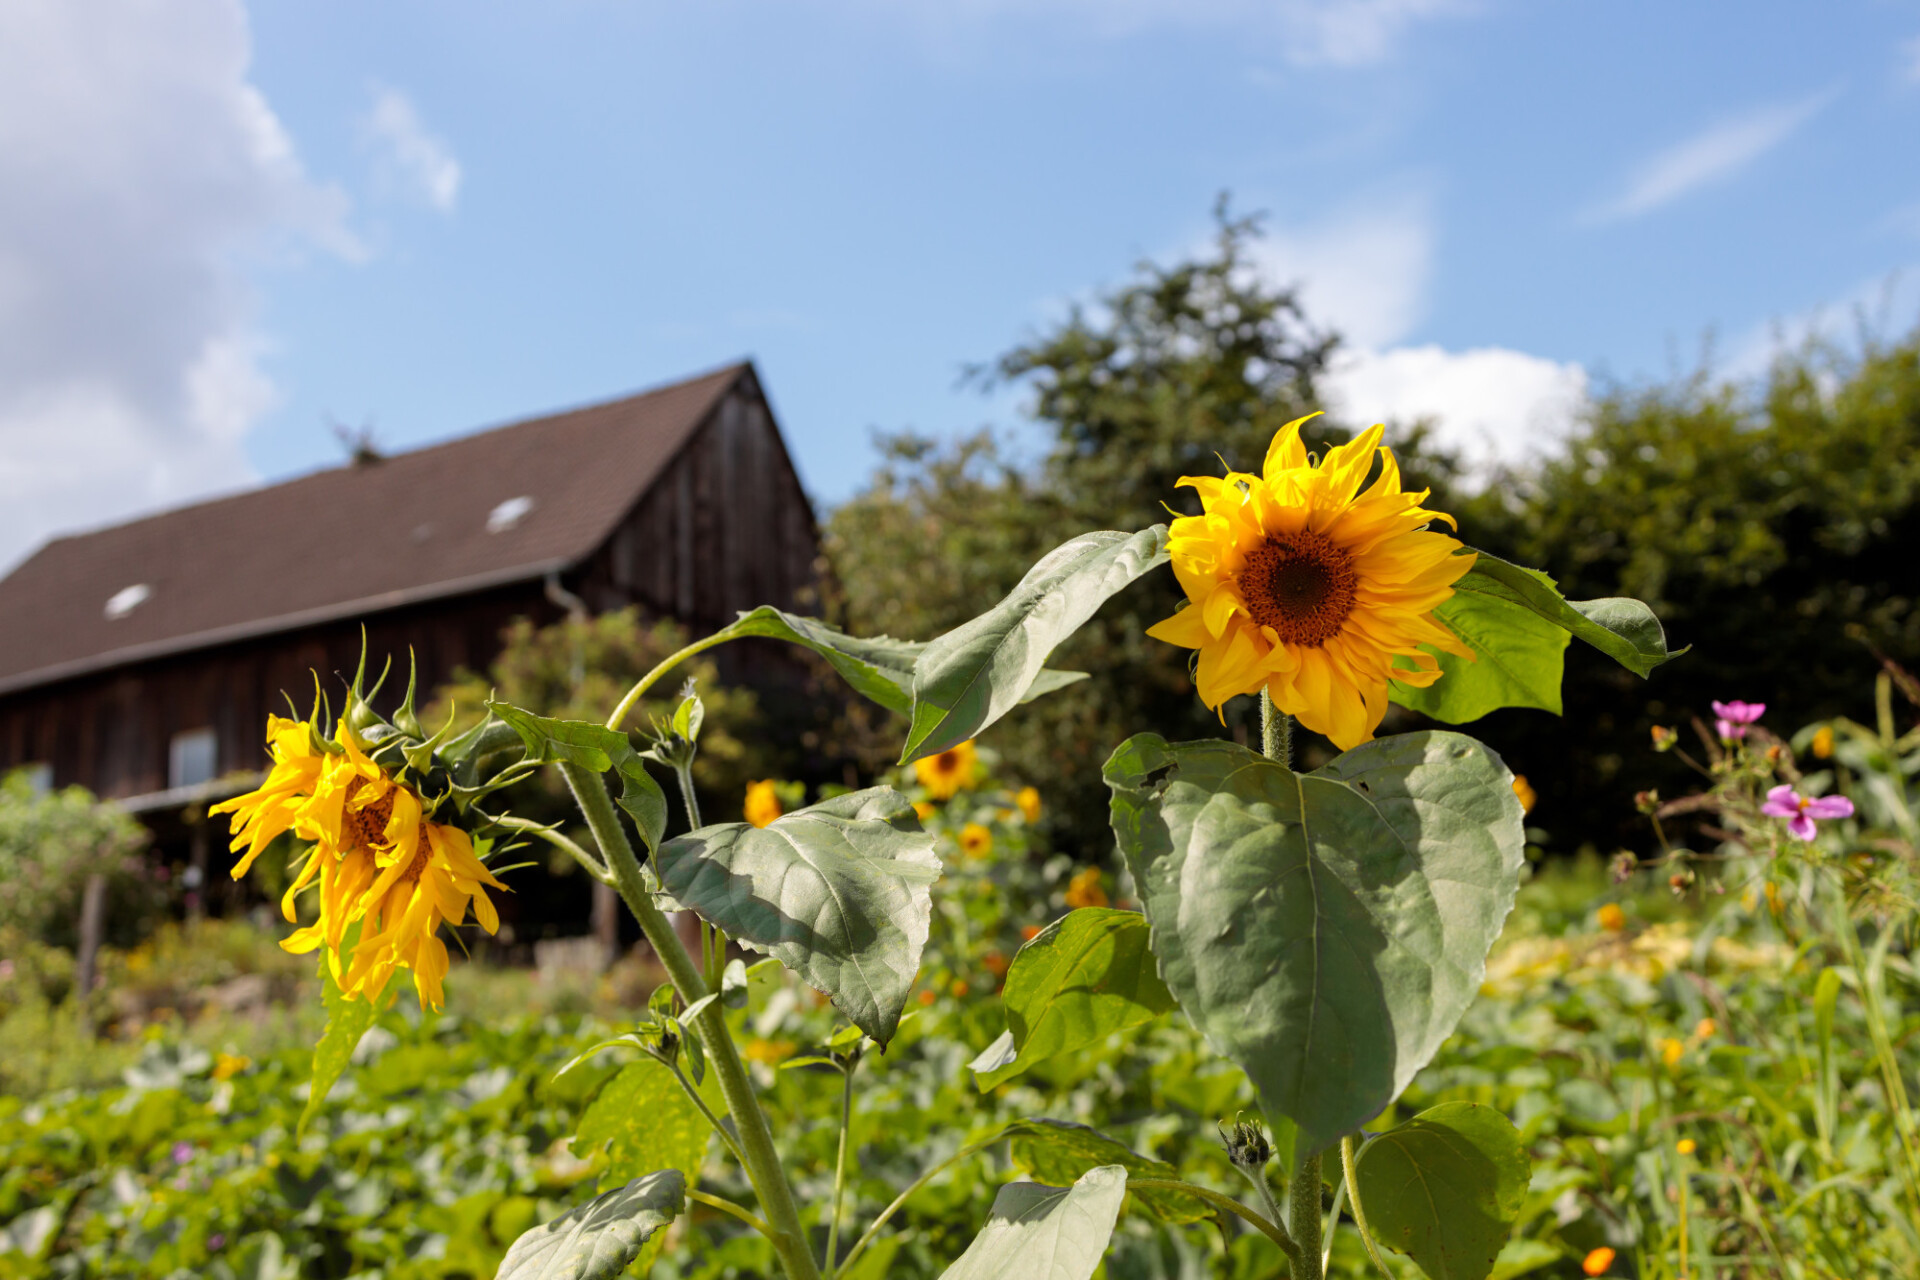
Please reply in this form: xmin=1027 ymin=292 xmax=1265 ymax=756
xmin=4 ymin=731 xmax=1915 ymax=1280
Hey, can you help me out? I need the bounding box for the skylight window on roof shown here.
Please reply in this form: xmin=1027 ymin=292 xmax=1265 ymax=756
xmin=104 ymin=583 xmax=151 ymax=620
xmin=487 ymin=495 xmax=535 ymax=533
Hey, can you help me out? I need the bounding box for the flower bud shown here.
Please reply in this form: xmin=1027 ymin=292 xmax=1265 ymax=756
xmin=1634 ymin=789 xmax=1660 ymax=815
xmin=1650 ymin=725 xmax=1676 ymax=752
xmin=1219 ymin=1117 xmax=1271 ymax=1171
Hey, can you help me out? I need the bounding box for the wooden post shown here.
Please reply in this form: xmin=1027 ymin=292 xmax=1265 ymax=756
xmin=186 ymin=809 xmax=210 ymax=921
xmin=591 ymin=879 xmax=618 ymax=969
xmin=74 ymin=872 xmax=107 ymax=1035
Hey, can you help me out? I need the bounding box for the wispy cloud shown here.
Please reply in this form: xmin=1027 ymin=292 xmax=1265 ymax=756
xmin=1584 ymin=91 xmax=1833 ymax=225
xmin=1903 ymin=36 xmax=1920 ymax=84
xmin=363 ymin=87 xmax=461 ymax=212
xmin=1250 ymin=197 xmax=1433 ymax=347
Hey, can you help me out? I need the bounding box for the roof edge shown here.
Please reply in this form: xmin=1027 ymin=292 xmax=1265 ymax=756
xmin=0 ymin=558 xmax=572 ymax=698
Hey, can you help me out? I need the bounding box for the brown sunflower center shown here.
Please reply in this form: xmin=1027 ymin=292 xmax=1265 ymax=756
xmin=1238 ymin=530 xmax=1358 ymax=647
xmin=341 ymin=779 xmax=396 ymax=851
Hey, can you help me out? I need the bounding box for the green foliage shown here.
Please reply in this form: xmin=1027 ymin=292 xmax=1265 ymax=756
xmin=935 ymin=1165 xmax=1127 ymax=1280
xmin=0 ymin=769 xmax=152 ymax=949
xmin=299 ymin=961 xmax=384 ymax=1137
xmin=901 ymin=527 xmax=1169 ymax=763
xmin=655 ymin=788 xmax=940 ymax=1046
xmin=1105 ymin=732 xmax=1526 ymax=1166
xmin=495 ymin=1170 xmax=684 ymax=1280
xmin=1005 ymin=1120 xmax=1207 ymax=1224
xmin=570 ymin=1062 xmax=709 ymax=1273
xmin=1352 ymin=1102 xmax=1529 ymax=1280
xmin=489 ymin=703 xmax=671 ymax=852
xmin=969 ymin=907 xmax=1172 ymax=1091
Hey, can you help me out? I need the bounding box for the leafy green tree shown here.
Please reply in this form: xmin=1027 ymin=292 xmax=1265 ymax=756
xmin=0 ymin=770 xmax=152 ymax=949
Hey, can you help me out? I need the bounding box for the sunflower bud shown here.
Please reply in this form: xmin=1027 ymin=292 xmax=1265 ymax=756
xmin=1219 ymin=1117 xmax=1271 ymax=1171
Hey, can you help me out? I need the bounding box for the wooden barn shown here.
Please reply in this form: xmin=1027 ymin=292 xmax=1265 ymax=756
xmin=0 ymin=362 xmax=821 ymax=858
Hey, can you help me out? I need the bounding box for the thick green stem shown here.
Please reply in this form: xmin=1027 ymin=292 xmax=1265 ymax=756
xmin=825 ymin=1063 xmax=856 ymax=1270
xmin=606 ymin=631 xmax=738 ymax=731
xmin=1260 ymin=689 xmax=1293 ymax=769
xmin=1340 ymin=1134 xmax=1392 ymax=1275
xmin=1289 ymin=1155 xmax=1323 ymax=1280
xmin=560 ymin=761 xmax=823 ymax=1280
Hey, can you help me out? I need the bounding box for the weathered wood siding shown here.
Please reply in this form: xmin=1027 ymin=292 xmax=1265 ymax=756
xmin=0 ymin=371 xmax=822 ymax=803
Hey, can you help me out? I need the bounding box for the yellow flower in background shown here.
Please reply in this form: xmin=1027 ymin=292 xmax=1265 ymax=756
xmin=213 ymin=719 xmax=505 ymax=1011
xmin=1582 ymin=1247 xmax=1616 ymax=1277
xmin=1015 ymin=786 xmax=1042 ymax=824
xmin=1675 ymin=1138 xmax=1697 ymax=1155
xmin=1694 ymin=1017 xmax=1716 ymax=1040
xmin=1064 ymin=867 xmax=1109 ymax=909
xmin=1811 ymin=724 xmax=1835 ymax=759
xmin=212 ymin=1053 xmax=251 ymax=1081
xmin=958 ymin=823 xmax=993 ymax=858
xmin=1597 ymin=903 xmax=1627 ymax=933
xmin=1146 ymin=414 xmax=1476 ymax=750
xmin=914 ymin=740 xmax=978 ymax=800
xmin=1512 ymin=774 xmax=1537 ymax=813
xmin=1659 ymin=1037 xmax=1684 ymax=1067
xmin=744 ymin=779 xmax=783 ymax=828
xmin=912 ymin=801 xmax=936 ymax=823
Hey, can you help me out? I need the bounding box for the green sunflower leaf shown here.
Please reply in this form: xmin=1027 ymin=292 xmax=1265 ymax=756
xmin=486 ymin=702 xmax=669 ymax=852
xmin=1007 ymin=1119 xmax=1210 ymax=1224
xmin=654 ymin=787 xmax=940 ymax=1047
xmin=902 ymin=526 xmax=1170 ymax=764
xmin=1104 ymin=732 xmax=1525 ymax=1169
xmin=1353 ymin=1102 xmax=1531 ymax=1280
xmin=937 ymin=1165 xmax=1128 ymax=1280
xmin=298 ymin=958 xmax=386 ymax=1138
xmin=970 ymin=907 xmax=1173 ymax=1091
xmin=495 ymin=1169 xmax=684 ymax=1280
xmin=1388 ymin=551 xmax=1679 ymax=724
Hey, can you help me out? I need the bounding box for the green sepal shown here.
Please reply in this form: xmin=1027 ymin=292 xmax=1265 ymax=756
xmin=487 ymin=701 xmax=670 ymax=853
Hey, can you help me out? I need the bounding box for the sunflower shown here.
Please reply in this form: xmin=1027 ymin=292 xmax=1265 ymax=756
xmin=213 ymin=717 xmax=504 ymax=1010
xmin=744 ymin=779 xmax=783 ymax=828
xmin=912 ymin=740 xmax=978 ymax=800
xmin=1146 ymin=413 xmax=1475 ymax=750
xmin=958 ymin=822 xmax=993 ymax=858
xmin=1014 ymin=786 xmax=1041 ymax=824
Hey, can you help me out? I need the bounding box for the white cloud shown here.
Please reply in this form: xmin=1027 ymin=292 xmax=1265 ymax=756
xmin=1722 ymin=268 xmax=1920 ymax=380
xmin=1585 ymin=92 xmax=1833 ymax=224
xmin=1251 ymin=199 xmax=1432 ymax=347
xmin=363 ymin=87 xmax=462 ymax=212
xmin=0 ymin=0 xmax=352 ymax=571
xmin=1325 ymin=344 xmax=1587 ymax=476
xmin=1903 ymin=36 xmax=1920 ymax=84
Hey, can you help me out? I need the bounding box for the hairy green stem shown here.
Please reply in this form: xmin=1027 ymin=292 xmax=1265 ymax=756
xmin=688 ymin=1189 xmax=774 ymax=1239
xmin=487 ymin=815 xmax=613 ymax=885
xmin=1233 ymin=1166 xmax=1304 ymax=1274
xmin=1340 ymin=1134 xmax=1391 ymax=1275
xmin=825 ymin=1062 xmax=857 ymax=1271
xmin=660 ymin=1054 xmax=747 ymax=1168
xmin=1129 ymin=1179 xmax=1301 ymax=1260
xmin=606 ymin=631 xmax=738 ymax=731
xmin=560 ymin=761 xmax=823 ymax=1280
xmin=1320 ymin=1175 xmax=1345 ymax=1276
xmin=1260 ymin=689 xmax=1293 ymax=769
xmin=1289 ymin=1155 xmax=1323 ymax=1280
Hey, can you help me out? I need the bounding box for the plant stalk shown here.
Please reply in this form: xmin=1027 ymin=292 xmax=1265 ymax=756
xmin=1129 ymin=1179 xmax=1302 ymax=1261
xmin=825 ymin=1062 xmax=857 ymax=1271
xmin=561 ymin=760 xmax=824 ymax=1280
xmin=1289 ymin=1155 xmax=1323 ymax=1280
xmin=1340 ymin=1133 xmax=1392 ymax=1275
xmin=606 ymin=630 xmax=738 ymax=732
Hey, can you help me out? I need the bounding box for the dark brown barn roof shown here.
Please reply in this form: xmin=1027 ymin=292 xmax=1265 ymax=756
xmin=0 ymin=363 xmax=750 ymax=694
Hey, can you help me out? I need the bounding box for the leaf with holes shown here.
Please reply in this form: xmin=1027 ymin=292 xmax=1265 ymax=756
xmin=971 ymin=908 xmax=1173 ymax=1090
xmin=938 ymin=1165 xmax=1128 ymax=1280
xmin=487 ymin=702 xmax=668 ymax=852
xmin=902 ymin=526 xmax=1169 ymax=763
xmin=494 ymin=1169 xmax=683 ymax=1280
xmin=1105 ymin=732 xmax=1525 ymax=1167
xmin=1353 ymin=1103 xmax=1530 ymax=1280
xmin=654 ymin=787 xmax=939 ymax=1047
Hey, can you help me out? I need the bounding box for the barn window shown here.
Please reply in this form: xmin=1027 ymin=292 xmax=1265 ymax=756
xmin=169 ymin=728 xmax=217 ymax=790
xmin=15 ymin=763 xmax=52 ymax=795
xmin=104 ymin=583 xmax=152 ymax=619
xmin=487 ymin=495 xmax=535 ymax=532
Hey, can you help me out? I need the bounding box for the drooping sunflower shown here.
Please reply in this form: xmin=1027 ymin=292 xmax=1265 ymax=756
xmin=912 ymin=739 xmax=978 ymax=800
xmin=1146 ymin=413 xmax=1475 ymax=750
xmin=213 ymin=716 xmax=504 ymax=1010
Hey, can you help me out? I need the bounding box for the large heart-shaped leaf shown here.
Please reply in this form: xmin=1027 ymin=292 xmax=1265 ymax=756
xmin=938 ymin=1165 xmax=1128 ymax=1280
xmin=569 ymin=1060 xmax=712 ymax=1272
xmin=1105 ymin=732 xmax=1525 ymax=1166
xmin=970 ymin=908 xmax=1173 ymax=1090
xmin=1353 ymin=1102 xmax=1531 ymax=1280
xmin=488 ymin=703 xmax=668 ymax=852
xmin=1007 ymin=1119 xmax=1209 ymax=1224
xmin=1389 ymin=553 xmax=1677 ymax=724
xmin=724 ymin=607 xmax=1088 ymax=719
xmin=654 ymin=787 xmax=940 ymax=1046
xmin=495 ymin=1169 xmax=684 ymax=1280
xmin=902 ymin=526 xmax=1169 ymax=763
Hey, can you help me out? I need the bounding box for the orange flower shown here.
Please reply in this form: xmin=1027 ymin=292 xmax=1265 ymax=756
xmin=744 ymin=780 xmax=783 ymax=828
xmin=1021 ymin=924 xmax=1043 ymax=941
xmin=1694 ymin=1017 xmax=1716 ymax=1040
xmin=916 ymin=988 xmax=937 ymax=1007
xmin=1511 ymin=774 xmax=1537 ymax=813
xmin=1597 ymin=903 xmax=1627 ymax=933
xmin=1015 ymin=786 xmax=1041 ymax=823
xmin=982 ymin=950 xmax=1009 ymax=978
xmin=1811 ymin=724 xmax=1835 ymax=759
xmin=912 ymin=801 xmax=936 ymax=823
xmin=1582 ymin=1247 xmax=1616 ymax=1276
xmin=1064 ymin=867 xmax=1109 ymax=910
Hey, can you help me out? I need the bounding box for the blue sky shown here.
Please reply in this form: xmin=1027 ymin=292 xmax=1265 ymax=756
xmin=2 ymin=1 xmax=1917 ymax=570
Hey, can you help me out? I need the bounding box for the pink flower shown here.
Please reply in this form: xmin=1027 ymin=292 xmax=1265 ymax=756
xmin=1761 ymin=784 xmax=1853 ymax=841
xmin=1712 ymin=700 xmax=1766 ymax=741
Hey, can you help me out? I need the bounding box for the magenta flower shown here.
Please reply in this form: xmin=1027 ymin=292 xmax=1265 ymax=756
xmin=1712 ymin=700 xmax=1766 ymax=741
xmin=1762 ymin=784 xmax=1853 ymax=841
